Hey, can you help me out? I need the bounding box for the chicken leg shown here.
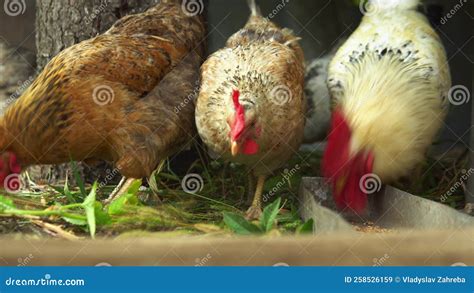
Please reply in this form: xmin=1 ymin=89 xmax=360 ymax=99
xmin=246 ymin=174 xmax=256 ymax=204
xmin=104 ymin=177 xmax=136 ymax=204
xmin=245 ymin=175 xmax=266 ymax=220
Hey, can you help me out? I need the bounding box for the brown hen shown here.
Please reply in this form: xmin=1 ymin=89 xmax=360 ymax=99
xmin=0 ymin=0 xmax=206 ymax=199
xmin=195 ymin=0 xmax=306 ymax=219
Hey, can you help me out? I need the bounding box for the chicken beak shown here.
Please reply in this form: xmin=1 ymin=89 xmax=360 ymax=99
xmin=231 ymin=141 xmax=239 ymax=157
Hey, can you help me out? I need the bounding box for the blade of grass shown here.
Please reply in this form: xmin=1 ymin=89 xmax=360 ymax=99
xmin=63 ymin=175 xmax=77 ymax=203
xmin=71 ymin=161 xmax=86 ymax=197
xmin=82 ymin=182 xmax=98 ymax=238
xmin=260 ymin=198 xmax=281 ymax=232
xmin=296 ymin=218 xmax=314 ymax=234
xmin=223 ymin=212 xmax=262 ymax=235
xmin=178 ymin=191 xmax=239 ymax=211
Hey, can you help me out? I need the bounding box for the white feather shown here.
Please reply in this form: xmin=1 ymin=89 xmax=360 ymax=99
xmin=328 ymin=0 xmax=451 ymax=182
xmin=369 ymin=0 xmax=420 ymax=11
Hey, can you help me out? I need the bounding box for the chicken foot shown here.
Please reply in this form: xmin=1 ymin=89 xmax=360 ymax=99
xmin=104 ymin=177 xmax=136 ymax=204
xmin=246 ymin=174 xmax=256 ymax=204
xmin=245 ymin=175 xmax=266 ymax=220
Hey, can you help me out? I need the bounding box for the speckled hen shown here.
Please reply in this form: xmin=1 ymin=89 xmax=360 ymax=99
xmin=0 ymin=0 xmax=205 ymax=198
xmin=195 ymin=0 xmax=305 ymax=219
xmin=323 ymin=0 xmax=451 ymax=213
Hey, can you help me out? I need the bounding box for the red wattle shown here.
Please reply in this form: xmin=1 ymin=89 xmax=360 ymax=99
xmin=242 ymin=139 xmax=259 ymax=155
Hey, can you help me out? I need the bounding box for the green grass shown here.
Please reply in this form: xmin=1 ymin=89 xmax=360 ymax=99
xmin=0 ymin=145 xmax=468 ymax=239
xmin=395 ymin=152 xmax=469 ymax=210
xmin=0 ymin=147 xmax=316 ymax=238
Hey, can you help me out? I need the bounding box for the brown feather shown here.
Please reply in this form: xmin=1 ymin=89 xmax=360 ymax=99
xmin=0 ymin=1 xmax=205 ymax=178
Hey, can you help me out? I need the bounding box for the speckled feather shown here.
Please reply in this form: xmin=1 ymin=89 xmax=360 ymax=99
xmin=327 ymin=0 xmax=451 ymax=181
xmin=196 ymin=5 xmax=305 ymax=176
xmin=0 ymin=0 xmax=205 ymax=178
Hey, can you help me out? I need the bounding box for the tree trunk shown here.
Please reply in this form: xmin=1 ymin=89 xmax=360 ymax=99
xmin=30 ymin=0 xmax=160 ymax=186
xmin=36 ymin=0 xmax=161 ymax=69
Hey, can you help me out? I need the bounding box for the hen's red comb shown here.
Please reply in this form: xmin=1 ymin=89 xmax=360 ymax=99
xmin=231 ymin=90 xmax=245 ymax=141
xmin=232 ymin=90 xmax=241 ymax=109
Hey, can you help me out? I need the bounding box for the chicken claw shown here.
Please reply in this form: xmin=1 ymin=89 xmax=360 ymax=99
xmin=245 ymin=175 xmax=266 ymax=220
xmin=104 ymin=177 xmax=136 ymax=205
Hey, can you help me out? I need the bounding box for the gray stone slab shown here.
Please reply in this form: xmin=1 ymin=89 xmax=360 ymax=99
xmin=299 ymin=177 xmax=474 ymax=233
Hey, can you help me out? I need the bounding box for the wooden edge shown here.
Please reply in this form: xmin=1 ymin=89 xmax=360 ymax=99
xmin=1 ymin=229 xmax=473 ymax=266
